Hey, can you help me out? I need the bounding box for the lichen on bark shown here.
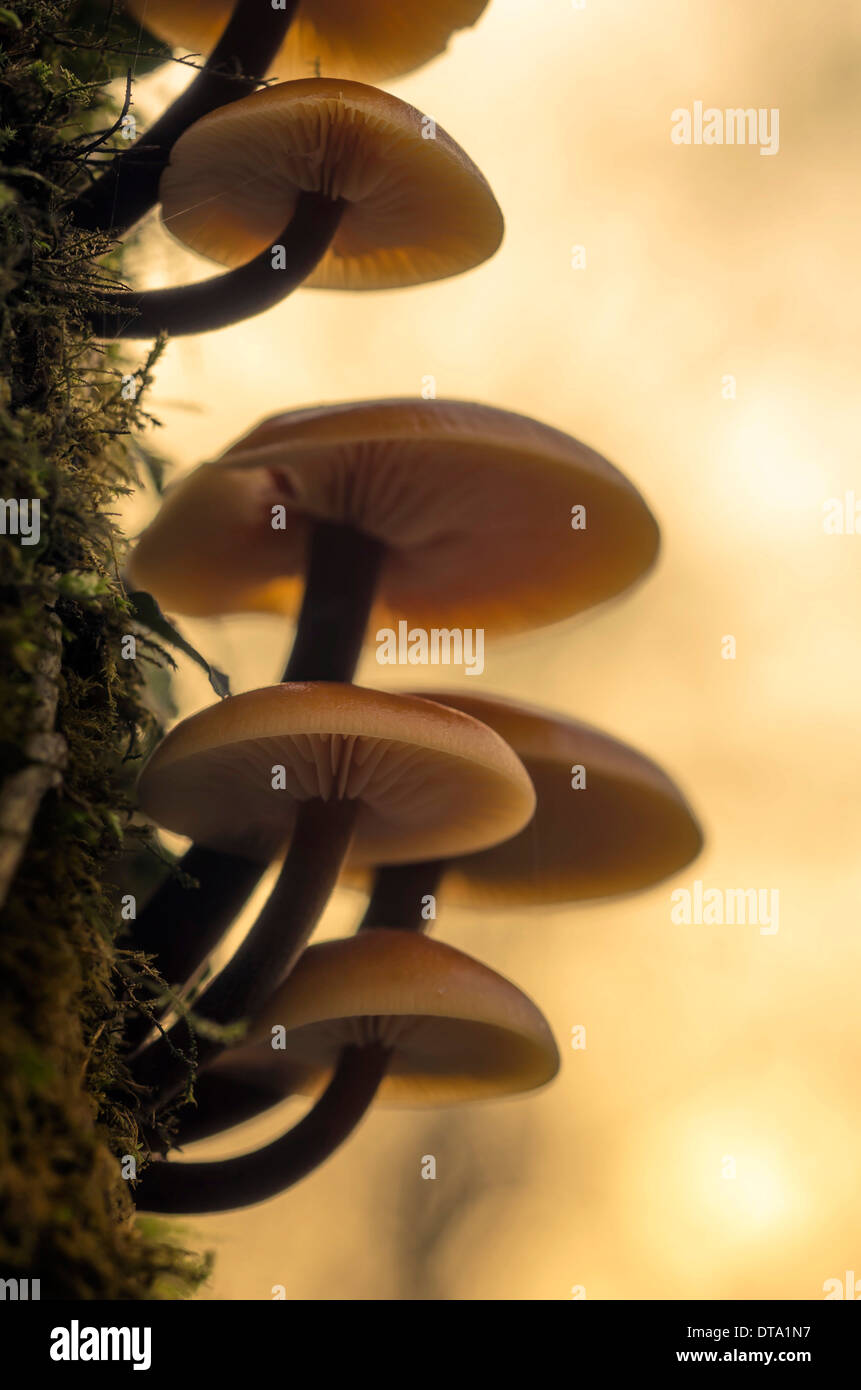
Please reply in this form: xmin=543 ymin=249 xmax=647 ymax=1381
xmin=0 ymin=0 xmax=207 ymax=1298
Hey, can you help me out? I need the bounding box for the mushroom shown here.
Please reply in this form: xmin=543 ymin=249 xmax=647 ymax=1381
xmin=128 ymin=398 xmax=660 ymax=676
xmin=75 ymin=2 xmax=490 ymax=233
xmin=125 ymin=1 xmax=490 ymax=86
xmin=71 ymin=2 xmax=303 ymax=234
xmin=134 ymin=930 xmax=559 ymax=1212
xmin=174 ymin=695 xmax=701 ymax=1144
xmin=124 ymin=399 xmax=658 ymax=1009
xmin=131 ymin=682 xmax=535 ymax=1103
xmin=90 ymin=81 xmax=503 ymax=337
xmin=356 ymin=690 xmax=704 ymax=926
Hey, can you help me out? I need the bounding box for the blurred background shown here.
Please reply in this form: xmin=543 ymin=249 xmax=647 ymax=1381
xmin=119 ymin=0 xmax=861 ymax=1298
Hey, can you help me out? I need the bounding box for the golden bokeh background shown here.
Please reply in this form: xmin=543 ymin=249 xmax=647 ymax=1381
xmin=121 ymin=0 xmax=861 ymax=1298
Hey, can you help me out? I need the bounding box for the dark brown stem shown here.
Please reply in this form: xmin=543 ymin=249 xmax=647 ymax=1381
xmin=135 ymin=1044 xmax=388 ymax=1213
xmin=89 ymin=193 xmax=344 ymax=338
xmin=359 ymin=861 xmax=446 ymax=931
xmin=132 ymin=798 xmax=358 ymax=1102
xmin=71 ymin=0 xmax=302 ymax=234
xmin=124 ymin=523 xmax=378 ymax=1040
xmin=124 ymin=845 xmax=263 ymax=1055
xmin=282 ymin=523 xmax=385 ymax=682
xmin=166 ymin=859 xmax=447 ymax=1146
xmin=172 ymin=1052 xmax=304 ymax=1146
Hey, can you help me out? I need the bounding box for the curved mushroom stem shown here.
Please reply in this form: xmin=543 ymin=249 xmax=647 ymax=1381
xmin=282 ymin=523 xmax=385 ymax=682
xmin=171 ymin=1053 xmax=305 ymax=1146
xmin=124 ymin=524 xmax=381 ymax=1026
xmin=124 ymin=845 xmax=263 ymax=1055
xmin=135 ymin=1044 xmax=388 ymax=1214
xmin=71 ymin=0 xmax=302 ymax=234
xmin=359 ymin=860 xmax=446 ymax=931
xmin=132 ymin=797 xmax=358 ymax=1104
xmin=163 ymin=859 xmax=447 ymax=1147
xmin=90 ymin=193 xmax=345 ymax=339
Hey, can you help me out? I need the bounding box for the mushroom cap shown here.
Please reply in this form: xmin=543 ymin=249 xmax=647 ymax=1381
xmin=402 ymin=691 xmax=703 ymax=906
xmin=136 ymin=683 xmax=535 ymax=865
xmin=237 ymin=930 xmax=559 ymax=1105
xmin=158 ymin=80 xmax=503 ymax=290
xmin=126 ymin=2 xmax=489 ymax=85
xmin=126 ymin=399 xmax=659 ymax=635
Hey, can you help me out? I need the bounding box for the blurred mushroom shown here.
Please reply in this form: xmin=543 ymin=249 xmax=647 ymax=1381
xmin=135 ymin=930 xmax=558 ymax=1212
xmin=90 ymin=81 xmax=503 ymax=336
xmin=131 ymin=682 xmax=535 ymax=1102
xmin=356 ymin=691 xmax=704 ymax=922
xmin=126 ymin=0 xmax=490 ymax=86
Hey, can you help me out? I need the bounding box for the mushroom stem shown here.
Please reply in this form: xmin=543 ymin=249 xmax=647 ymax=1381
xmin=90 ymin=192 xmax=345 ymax=339
xmin=132 ymin=797 xmax=358 ymax=1102
xmin=168 ymin=860 xmax=447 ymax=1143
xmin=171 ymin=1058 xmax=301 ymax=1146
xmin=71 ymin=0 xmax=302 ymax=234
xmin=124 ymin=845 xmax=263 ymax=1055
xmin=164 ymin=859 xmax=447 ymax=1144
xmin=125 ymin=523 xmax=380 ymax=1028
xmin=282 ymin=523 xmax=385 ymax=682
xmin=135 ymin=1044 xmax=388 ymax=1214
xmin=359 ymin=860 xmax=446 ymax=931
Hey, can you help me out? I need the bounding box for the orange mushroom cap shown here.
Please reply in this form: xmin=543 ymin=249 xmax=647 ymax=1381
xmin=235 ymin=930 xmax=560 ymax=1105
xmin=127 ymin=399 xmax=659 ymax=636
xmin=157 ymin=80 xmax=503 ymax=290
xmin=136 ymin=683 xmax=535 ymax=866
xmin=407 ymin=691 xmax=703 ymax=906
xmin=126 ymin=1 xmax=490 ymax=85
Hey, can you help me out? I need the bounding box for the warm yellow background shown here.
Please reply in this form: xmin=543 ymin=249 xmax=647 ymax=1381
xmin=121 ymin=0 xmax=861 ymax=1299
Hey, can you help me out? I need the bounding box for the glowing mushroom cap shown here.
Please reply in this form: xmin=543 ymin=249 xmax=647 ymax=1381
xmin=157 ymin=80 xmax=503 ymax=290
xmin=409 ymin=691 xmax=703 ymax=906
xmin=240 ymin=930 xmax=559 ymax=1105
xmin=136 ymin=683 xmax=535 ymax=865
xmin=126 ymin=2 xmax=489 ymax=85
xmin=127 ymin=399 xmax=659 ymax=635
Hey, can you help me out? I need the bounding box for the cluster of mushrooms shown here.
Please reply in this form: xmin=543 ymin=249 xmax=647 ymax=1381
xmin=85 ymin=3 xmax=703 ymax=1214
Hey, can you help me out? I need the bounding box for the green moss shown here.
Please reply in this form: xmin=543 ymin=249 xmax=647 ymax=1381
xmin=0 ymin=1 xmax=208 ymax=1298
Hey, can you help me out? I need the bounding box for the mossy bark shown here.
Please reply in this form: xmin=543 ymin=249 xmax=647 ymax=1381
xmin=0 ymin=1 xmax=207 ymax=1298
